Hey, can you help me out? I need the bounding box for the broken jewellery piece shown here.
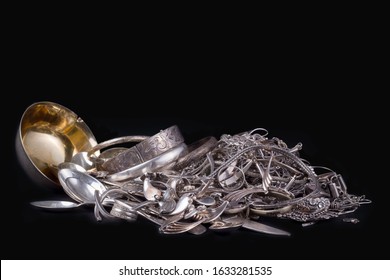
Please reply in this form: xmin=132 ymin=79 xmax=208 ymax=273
xmin=20 ymin=102 xmax=371 ymax=236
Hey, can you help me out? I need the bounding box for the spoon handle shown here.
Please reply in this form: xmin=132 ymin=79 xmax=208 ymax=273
xmin=30 ymin=201 xmax=86 ymax=209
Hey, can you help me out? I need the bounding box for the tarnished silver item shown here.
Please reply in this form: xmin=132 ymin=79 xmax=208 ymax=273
xmin=21 ymin=102 xmax=371 ymax=236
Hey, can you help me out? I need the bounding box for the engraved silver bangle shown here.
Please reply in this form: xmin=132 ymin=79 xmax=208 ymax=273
xmin=87 ymin=135 xmax=149 ymax=157
xmin=102 ymin=125 xmax=185 ymax=173
xmin=107 ymin=143 xmax=188 ymax=182
xmin=86 ymin=135 xmax=149 ymax=169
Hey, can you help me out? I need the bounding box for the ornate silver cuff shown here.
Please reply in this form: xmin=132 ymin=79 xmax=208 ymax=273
xmin=102 ymin=125 xmax=185 ymax=173
xmin=106 ymin=143 xmax=187 ymax=182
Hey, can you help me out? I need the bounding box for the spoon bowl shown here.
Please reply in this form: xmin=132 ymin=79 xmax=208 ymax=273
xmin=58 ymin=168 xmax=107 ymax=203
xmin=30 ymin=200 xmax=91 ymax=210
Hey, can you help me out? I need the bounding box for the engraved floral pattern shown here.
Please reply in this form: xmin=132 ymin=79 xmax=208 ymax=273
xmin=102 ymin=126 xmax=184 ymax=173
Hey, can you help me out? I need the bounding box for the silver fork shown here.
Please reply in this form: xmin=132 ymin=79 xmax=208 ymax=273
xmin=159 ymin=218 xmax=207 ymax=235
xmin=120 ymin=201 xmax=207 ymax=235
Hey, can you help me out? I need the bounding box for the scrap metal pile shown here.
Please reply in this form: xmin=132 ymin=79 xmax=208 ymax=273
xmin=18 ymin=102 xmax=370 ymax=236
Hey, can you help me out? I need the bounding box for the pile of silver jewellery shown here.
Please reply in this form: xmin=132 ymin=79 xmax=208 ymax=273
xmin=38 ymin=125 xmax=371 ymax=236
xmin=20 ymin=105 xmax=370 ymax=236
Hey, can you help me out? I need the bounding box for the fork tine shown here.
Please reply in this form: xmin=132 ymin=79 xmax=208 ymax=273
xmin=160 ymin=219 xmax=205 ymax=234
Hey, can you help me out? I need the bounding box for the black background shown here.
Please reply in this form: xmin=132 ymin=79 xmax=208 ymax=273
xmin=3 ymin=28 xmax=387 ymax=260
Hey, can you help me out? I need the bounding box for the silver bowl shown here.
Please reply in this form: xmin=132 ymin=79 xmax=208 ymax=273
xmin=16 ymin=101 xmax=98 ymax=187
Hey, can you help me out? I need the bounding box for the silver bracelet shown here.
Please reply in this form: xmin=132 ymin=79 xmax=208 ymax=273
xmin=106 ymin=143 xmax=188 ymax=182
xmin=102 ymin=125 xmax=185 ymax=173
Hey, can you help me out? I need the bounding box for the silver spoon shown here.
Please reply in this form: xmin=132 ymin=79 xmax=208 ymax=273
xmin=31 ymin=199 xmax=114 ymax=210
xmin=30 ymin=200 xmax=93 ymax=209
xmin=194 ymin=196 xmax=216 ymax=206
xmin=143 ymin=177 xmax=162 ymax=201
xmin=168 ymin=193 xmax=193 ymax=216
xmin=58 ymin=168 xmax=107 ymax=203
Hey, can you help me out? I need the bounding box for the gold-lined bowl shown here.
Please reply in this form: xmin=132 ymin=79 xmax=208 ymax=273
xmin=16 ymin=101 xmax=98 ymax=187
